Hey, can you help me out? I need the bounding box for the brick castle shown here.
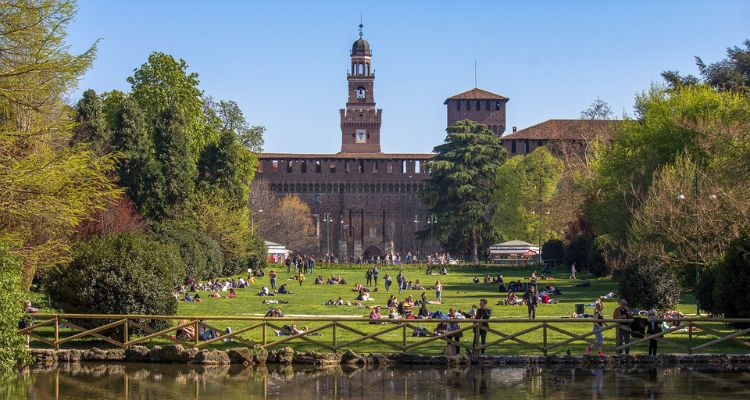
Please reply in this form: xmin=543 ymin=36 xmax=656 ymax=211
xmin=256 ymin=25 xmax=613 ymax=259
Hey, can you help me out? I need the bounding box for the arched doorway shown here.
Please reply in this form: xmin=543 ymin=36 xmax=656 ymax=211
xmin=363 ymin=245 xmax=383 ymax=260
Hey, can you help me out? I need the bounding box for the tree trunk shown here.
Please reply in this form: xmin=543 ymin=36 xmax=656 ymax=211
xmin=471 ymin=226 xmax=479 ymax=264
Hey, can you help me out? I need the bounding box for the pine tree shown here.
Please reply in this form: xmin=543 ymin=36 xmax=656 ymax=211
xmin=420 ymin=120 xmax=507 ymax=262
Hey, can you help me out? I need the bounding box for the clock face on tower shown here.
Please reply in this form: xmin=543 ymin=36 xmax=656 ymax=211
xmin=356 ymin=87 xmax=366 ymax=99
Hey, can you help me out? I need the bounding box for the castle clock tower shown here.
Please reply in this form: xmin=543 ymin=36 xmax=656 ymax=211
xmin=340 ymin=24 xmax=382 ymax=153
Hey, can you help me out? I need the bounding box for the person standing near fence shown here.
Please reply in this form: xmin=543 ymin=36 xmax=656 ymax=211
xmin=587 ymin=300 xmax=605 ymax=356
xmin=613 ymin=299 xmax=632 ymax=354
xmin=473 ymin=299 xmax=491 ymax=354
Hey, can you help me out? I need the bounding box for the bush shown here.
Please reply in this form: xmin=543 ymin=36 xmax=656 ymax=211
xmin=710 ymin=231 xmax=750 ymax=320
xmin=563 ymin=235 xmax=593 ymax=272
xmin=46 ymin=233 xmax=181 ymax=330
xmin=0 ymin=243 xmax=29 ymax=372
xmin=153 ymin=223 xmax=224 ymax=280
xmin=619 ymin=254 xmax=681 ymax=310
xmin=696 ymin=265 xmax=719 ymax=315
xmin=223 ymin=255 xmax=248 ymax=276
xmin=587 ymin=235 xmax=618 ymax=276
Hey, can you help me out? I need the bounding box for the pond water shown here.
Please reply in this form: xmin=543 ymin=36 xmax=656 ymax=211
xmin=2 ymin=363 xmax=750 ymax=399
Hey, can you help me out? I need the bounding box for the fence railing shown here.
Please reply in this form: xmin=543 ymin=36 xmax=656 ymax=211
xmin=17 ymin=313 xmax=750 ymax=355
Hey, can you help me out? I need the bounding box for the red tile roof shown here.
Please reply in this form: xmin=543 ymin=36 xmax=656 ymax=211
xmin=501 ymin=119 xmax=622 ymax=141
xmin=445 ymin=88 xmax=509 ymax=102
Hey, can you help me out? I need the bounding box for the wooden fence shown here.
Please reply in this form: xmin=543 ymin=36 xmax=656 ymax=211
xmin=17 ymin=314 xmax=750 ymax=355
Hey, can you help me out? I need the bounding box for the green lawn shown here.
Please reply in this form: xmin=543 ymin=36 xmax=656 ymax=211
xmin=26 ymin=263 xmax=747 ymax=356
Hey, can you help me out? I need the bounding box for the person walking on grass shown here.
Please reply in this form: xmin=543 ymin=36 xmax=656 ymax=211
xmin=587 ymin=300 xmax=606 ymax=357
xmin=613 ymin=299 xmax=633 ymax=355
xmin=435 ymin=280 xmax=443 ymax=303
xmin=524 ymin=286 xmax=538 ymax=320
xmin=384 ymin=273 xmax=392 ymax=292
xmin=373 ymin=266 xmax=379 ymax=287
xmin=570 ymin=262 xmax=577 ymax=280
xmin=297 ymin=270 xmax=305 ymax=286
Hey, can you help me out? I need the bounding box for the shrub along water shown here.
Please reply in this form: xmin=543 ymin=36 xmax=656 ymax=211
xmin=0 ymin=243 xmax=29 ymax=372
xmin=46 ymin=233 xmax=181 ymax=331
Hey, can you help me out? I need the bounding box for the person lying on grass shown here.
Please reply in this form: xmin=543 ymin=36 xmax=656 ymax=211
xmin=275 ymin=324 xmax=308 ymax=336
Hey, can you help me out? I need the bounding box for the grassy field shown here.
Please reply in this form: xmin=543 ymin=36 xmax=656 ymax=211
xmin=28 ymin=263 xmax=748 ymax=356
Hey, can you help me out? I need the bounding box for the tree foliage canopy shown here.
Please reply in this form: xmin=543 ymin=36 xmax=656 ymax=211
xmin=0 ymin=0 xmax=120 ymax=285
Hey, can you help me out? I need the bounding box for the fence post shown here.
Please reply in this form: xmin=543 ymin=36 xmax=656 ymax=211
xmin=123 ymin=319 xmax=129 ymax=348
xmin=54 ymin=317 xmax=59 ymax=350
xmin=332 ymin=321 xmax=337 ymax=349
xmin=402 ymin=321 xmax=407 ymax=352
xmin=262 ymin=320 xmax=267 ymax=346
xmin=193 ymin=320 xmax=199 ymax=348
xmin=688 ymin=321 xmax=693 ymax=354
xmin=542 ymin=322 xmax=548 ymax=356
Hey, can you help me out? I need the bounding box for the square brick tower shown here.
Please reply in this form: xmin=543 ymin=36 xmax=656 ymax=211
xmin=444 ymin=88 xmax=509 ymax=136
xmin=340 ymin=24 xmax=382 ymax=153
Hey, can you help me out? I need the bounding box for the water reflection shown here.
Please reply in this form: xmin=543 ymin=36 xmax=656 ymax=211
xmin=3 ymin=362 xmax=750 ymax=399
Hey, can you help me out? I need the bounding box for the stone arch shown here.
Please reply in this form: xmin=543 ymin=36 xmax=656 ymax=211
xmin=363 ymin=245 xmax=384 ymax=260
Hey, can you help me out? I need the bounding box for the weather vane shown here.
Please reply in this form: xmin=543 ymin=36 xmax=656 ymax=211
xmin=359 ymin=13 xmax=363 ymax=38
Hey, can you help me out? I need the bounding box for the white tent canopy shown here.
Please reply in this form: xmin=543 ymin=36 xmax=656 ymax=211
xmin=265 ymin=241 xmax=291 ymax=259
xmin=489 ymin=240 xmax=540 ymax=257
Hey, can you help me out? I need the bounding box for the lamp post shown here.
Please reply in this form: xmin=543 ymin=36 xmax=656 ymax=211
xmin=677 ymin=167 xmax=717 ymax=316
xmin=322 ymin=212 xmax=332 ymax=256
xmin=426 ymin=213 xmax=437 ymax=254
xmin=413 ymin=215 xmax=419 ymax=263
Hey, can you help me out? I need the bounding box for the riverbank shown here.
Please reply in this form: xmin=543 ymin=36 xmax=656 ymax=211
xmin=29 ymin=346 xmax=750 ymax=368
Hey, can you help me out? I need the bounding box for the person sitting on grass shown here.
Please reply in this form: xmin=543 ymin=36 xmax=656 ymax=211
xmin=193 ymin=293 xmax=202 ymax=302
xmin=387 ymin=295 xmax=398 ymax=309
xmin=418 ymin=301 xmax=430 ymax=319
xmin=388 ymin=307 xmax=399 ymax=319
xmin=402 ymin=295 xmax=415 ymax=318
xmin=278 ymin=284 xmax=291 ymax=294
xmin=198 ymin=321 xmax=218 ymax=341
xmin=413 ymin=279 xmax=423 ymax=290
xmin=356 ymin=287 xmax=372 ymax=301
xmin=175 ymin=320 xmax=195 ymax=341
xmin=472 ymin=276 xmax=480 ymax=284
xmin=184 ymin=293 xmax=194 ymax=302
xmin=369 ymin=306 xmax=383 ymax=323
xmin=258 ymin=286 xmax=273 ymax=296
xmin=504 ymin=292 xmax=520 ymax=306
xmin=314 ymin=275 xmax=324 ymax=284
xmin=226 ymin=288 xmax=236 ymax=299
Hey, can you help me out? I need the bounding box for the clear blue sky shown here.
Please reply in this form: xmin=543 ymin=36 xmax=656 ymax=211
xmin=67 ymin=0 xmax=749 ymax=154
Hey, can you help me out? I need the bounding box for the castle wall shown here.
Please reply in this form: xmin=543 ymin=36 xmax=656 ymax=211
xmin=256 ymin=155 xmax=435 ymax=259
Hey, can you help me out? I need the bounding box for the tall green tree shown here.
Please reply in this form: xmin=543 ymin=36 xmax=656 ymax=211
xmin=662 ymin=39 xmax=750 ymax=92
xmin=493 ymin=147 xmax=564 ymax=245
xmin=128 ymin=52 xmax=209 ymax=159
xmin=420 ymin=120 xmax=507 ymax=262
xmin=72 ymin=89 xmax=109 ymax=155
xmin=110 ymin=96 xmax=166 ymax=218
xmin=154 ymin=104 xmax=197 ymax=210
xmin=0 ymin=0 xmax=119 ymax=285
